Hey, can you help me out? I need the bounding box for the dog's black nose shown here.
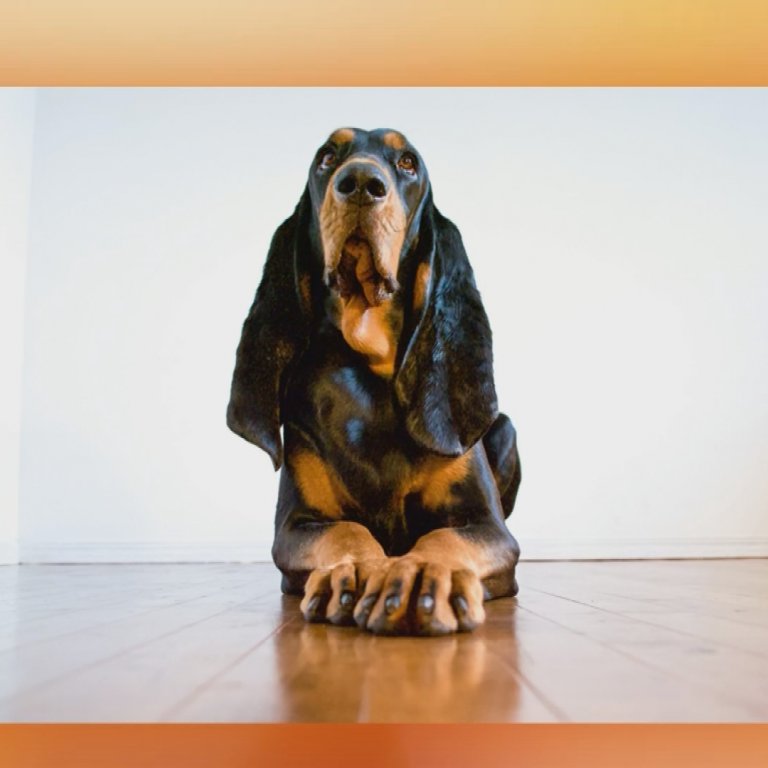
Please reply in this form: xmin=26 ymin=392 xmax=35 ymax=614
xmin=334 ymin=162 xmax=389 ymax=204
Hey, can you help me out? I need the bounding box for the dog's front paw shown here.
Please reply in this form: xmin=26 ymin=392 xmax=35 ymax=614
xmin=299 ymin=558 xmax=485 ymax=636
xmin=357 ymin=558 xmax=485 ymax=636
xmin=299 ymin=561 xmax=374 ymax=627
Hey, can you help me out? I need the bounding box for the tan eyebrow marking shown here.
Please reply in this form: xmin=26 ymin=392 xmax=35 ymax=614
xmin=330 ymin=127 xmax=356 ymax=144
xmin=382 ymin=131 xmax=406 ymax=150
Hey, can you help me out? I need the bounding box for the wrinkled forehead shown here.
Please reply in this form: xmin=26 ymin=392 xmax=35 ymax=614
xmin=326 ymin=127 xmax=418 ymax=157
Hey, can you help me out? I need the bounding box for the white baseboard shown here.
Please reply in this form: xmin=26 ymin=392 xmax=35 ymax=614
xmin=0 ymin=540 xmax=19 ymax=565
xmin=519 ymin=537 xmax=768 ymax=561
xmin=16 ymin=537 xmax=768 ymax=564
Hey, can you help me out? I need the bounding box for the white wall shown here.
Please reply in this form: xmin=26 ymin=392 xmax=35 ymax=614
xmin=18 ymin=88 xmax=768 ymax=562
xmin=0 ymin=89 xmax=36 ymax=565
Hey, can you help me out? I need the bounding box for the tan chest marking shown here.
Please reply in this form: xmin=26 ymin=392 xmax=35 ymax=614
xmin=402 ymin=452 xmax=472 ymax=510
xmin=290 ymin=451 xmax=354 ymax=519
xmin=336 ymin=295 xmax=397 ymax=377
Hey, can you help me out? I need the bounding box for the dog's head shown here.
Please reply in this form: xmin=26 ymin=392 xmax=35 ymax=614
xmin=228 ymin=128 xmax=497 ymax=469
xmin=307 ymin=128 xmax=430 ymax=308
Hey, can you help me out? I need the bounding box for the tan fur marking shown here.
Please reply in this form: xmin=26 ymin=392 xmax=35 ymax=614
xmin=413 ymin=262 xmax=431 ymax=311
xmin=408 ymin=528 xmax=494 ymax=576
xmin=419 ymin=453 xmax=472 ymax=508
xmin=330 ymin=127 xmax=355 ymax=144
xmin=401 ymin=453 xmax=472 ymax=510
xmin=319 ymin=157 xmax=406 ymax=283
xmin=318 ymin=152 xmax=407 ymax=377
xmin=304 ymin=522 xmax=387 ymax=570
xmin=366 ymin=191 xmax=406 ymax=279
xmin=369 ymin=358 xmax=395 ymax=378
xmin=383 ymin=131 xmax=406 ymax=150
xmin=338 ymin=296 xmax=397 ymax=377
xmin=319 ymin=184 xmax=359 ymax=271
xmin=299 ymin=273 xmax=311 ymax=311
xmin=291 ymin=451 xmax=353 ymax=519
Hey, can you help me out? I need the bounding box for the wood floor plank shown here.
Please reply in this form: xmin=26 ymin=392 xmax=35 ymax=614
xmin=0 ymin=560 xmax=765 ymax=722
xmin=167 ymin=602 xmax=558 ymax=723
xmin=0 ymin=566 xmax=280 ymax=706
xmin=517 ymin=588 xmax=768 ymax=719
xmin=0 ymin=564 xmax=257 ymax=629
xmin=0 ymin=565 xmax=260 ymax=648
xmin=522 ymin=562 xmax=768 ymax=658
xmin=509 ymin=604 xmax=755 ymax=721
xmin=1 ymin=591 xmax=289 ymax=721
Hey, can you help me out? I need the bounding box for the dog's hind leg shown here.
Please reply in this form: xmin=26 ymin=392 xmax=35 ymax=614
xmin=482 ymin=413 xmax=521 ymax=519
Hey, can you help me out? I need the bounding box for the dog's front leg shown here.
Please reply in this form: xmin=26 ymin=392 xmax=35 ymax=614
xmin=272 ymin=442 xmax=519 ymax=635
xmin=271 ymin=465 xmax=392 ymax=625
xmin=354 ymin=441 xmax=520 ymax=636
xmin=357 ymin=523 xmax=519 ymax=636
xmin=273 ymin=517 xmax=394 ymax=626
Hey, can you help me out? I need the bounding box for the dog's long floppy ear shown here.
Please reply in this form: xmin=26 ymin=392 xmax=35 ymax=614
xmin=227 ymin=189 xmax=315 ymax=470
xmin=395 ymin=199 xmax=498 ymax=456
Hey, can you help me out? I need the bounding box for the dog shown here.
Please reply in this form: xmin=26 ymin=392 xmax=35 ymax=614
xmin=227 ymin=127 xmax=521 ymax=636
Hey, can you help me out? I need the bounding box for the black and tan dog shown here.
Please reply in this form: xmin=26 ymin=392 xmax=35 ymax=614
xmin=228 ymin=127 xmax=521 ymax=636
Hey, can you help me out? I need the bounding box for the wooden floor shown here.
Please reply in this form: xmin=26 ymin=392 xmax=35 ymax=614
xmin=0 ymin=560 xmax=766 ymax=722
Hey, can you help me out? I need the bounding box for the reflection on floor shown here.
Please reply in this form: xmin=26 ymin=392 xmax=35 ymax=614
xmin=0 ymin=560 xmax=766 ymax=722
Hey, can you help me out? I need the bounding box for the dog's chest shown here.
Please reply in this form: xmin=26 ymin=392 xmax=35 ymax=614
xmin=311 ymin=364 xmax=406 ymax=473
xmin=285 ymin=330 xmax=468 ymax=555
xmin=288 ymin=331 xmax=414 ymax=487
xmin=326 ymin=294 xmax=403 ymax=378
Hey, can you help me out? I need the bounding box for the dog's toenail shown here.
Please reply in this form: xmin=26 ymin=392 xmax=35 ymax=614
xmin=452 ymin=595 xmax=468 ymax=616
xmin=339 ymin=591 xmax=354 ymax=608
xmin=384 ymin=594 xmax=401 ymax=614
xmin=418 ymin=594 xmax=435 ymax=614
xmin=359 ymin=594 xmax=377 ymax=614
xmin=355 ymin=594 xmax=377 ymax=626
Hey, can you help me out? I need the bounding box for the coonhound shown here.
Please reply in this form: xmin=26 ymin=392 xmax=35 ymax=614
xmin=227 ymin=127 xmax=521 ymax=636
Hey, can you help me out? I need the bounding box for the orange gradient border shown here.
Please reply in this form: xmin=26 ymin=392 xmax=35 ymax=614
xmin=1 ymin=724 xmax=768 ymax=767
xmin=2 ymin=2 xmax=768 ymax=767
xmin=1 ymin=0 xmax=768 ymax=84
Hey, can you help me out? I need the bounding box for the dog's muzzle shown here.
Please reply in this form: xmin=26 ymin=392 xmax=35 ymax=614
xmin=323 ymin=162 xmax=402 ymax=305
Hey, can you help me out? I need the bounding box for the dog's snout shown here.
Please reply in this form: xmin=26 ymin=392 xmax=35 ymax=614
xmin=334 ymin=162 xmax=389 ymax=204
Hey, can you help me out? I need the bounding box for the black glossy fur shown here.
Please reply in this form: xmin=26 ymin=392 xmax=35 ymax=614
xmin=227 ymin=128 xmax=521 ymax=598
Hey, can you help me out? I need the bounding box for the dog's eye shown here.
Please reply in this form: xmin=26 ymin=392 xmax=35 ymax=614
xmin=397 ymin=153 xmax=417 ymax=175
xmin=318 ymin=149 xmax=337 ymax=171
